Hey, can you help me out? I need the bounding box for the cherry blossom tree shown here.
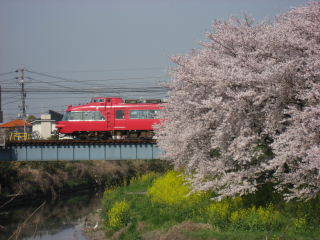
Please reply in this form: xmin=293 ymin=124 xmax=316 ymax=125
xmin=157 ymin=3 xmax=320 ymax=200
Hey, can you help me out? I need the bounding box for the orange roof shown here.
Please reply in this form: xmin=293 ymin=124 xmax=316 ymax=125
xmin=0 ymin=119 xmax=31 ymax=128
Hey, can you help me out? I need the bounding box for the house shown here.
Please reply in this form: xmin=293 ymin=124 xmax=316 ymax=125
xmin=31 ymin=110 xmax=63 ymax=139
xmin=0 ymin=119 xmax=32 ymax=141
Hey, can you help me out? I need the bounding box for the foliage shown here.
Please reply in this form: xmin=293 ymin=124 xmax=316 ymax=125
xmin=187 ymin=229 xmax=320 ymax=240
xmin=129 ymin=171 xmax=158 ymax=185
xmin=282 ymin=195 xmax=320 ymax=228
xmin=0 ymin=160 xmax=166 ymax=198
xmin=292 ymin=217 xmax=308 ymax=232
xmin=206 ymin=196 xmax=243 ymax=227
xmin=107 ymin=200 xmax=130 ymax=229
xmin=206 ymin=201 xmax=231 ymax=227
xmin=102 ymin=171 xmax=320 ymax=239
xmin=47 ymin=134 xmax=59 ymax=140
xmin=140 ymin=171 xmax=158 ymax=182
xmin=230 ymin=205 xmax=285 ymax=231
xmin=148 ymin=170 xmax=207 ymax=206
xmin=156 ymin=2 xmax=320 ymax=200
xmin=26 ymin=115 xmax=37 ymax=122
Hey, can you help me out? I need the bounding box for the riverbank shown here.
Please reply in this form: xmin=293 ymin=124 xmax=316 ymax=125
xmin=101 ymin=171 xmax=320 ymax=240
xmin=0 ymin=189 xmax=102 ymax=240
xmin=0 ymin=159 xmax=169 ymax=201
xmin=83 ymin=209 xmax=106 ymax=240
xmin=0 ymin=160 xmax=170 ymax=239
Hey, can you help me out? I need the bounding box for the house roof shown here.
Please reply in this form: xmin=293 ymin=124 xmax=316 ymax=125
xmin=31 ymin=119 xmax=56 ymax=124
xmin=0 ymin=119 xmax=32 ymax=128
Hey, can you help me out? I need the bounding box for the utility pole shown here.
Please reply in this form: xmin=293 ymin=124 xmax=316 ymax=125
xmin=16 ymin=68 xmax=28 ymax=140
xmin=0 ymin=85 xmax=3 ymax=123
xmin=17 ymin=68 xmax=27 ymax=119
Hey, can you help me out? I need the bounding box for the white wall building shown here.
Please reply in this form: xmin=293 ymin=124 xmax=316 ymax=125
xmin=31 ymin=114 xmax=57 ymax=139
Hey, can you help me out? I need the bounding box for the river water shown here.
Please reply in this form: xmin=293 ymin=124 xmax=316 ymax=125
xmin=0 ymin=190 xmax=103 ymax=240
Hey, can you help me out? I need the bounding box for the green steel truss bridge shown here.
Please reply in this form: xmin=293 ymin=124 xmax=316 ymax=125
xmin=0 ymin=139 xmax=160 ymax=161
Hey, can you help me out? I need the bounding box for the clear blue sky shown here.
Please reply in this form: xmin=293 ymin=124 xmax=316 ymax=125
xmin=0 ymin=0 xmax=312 ymax=122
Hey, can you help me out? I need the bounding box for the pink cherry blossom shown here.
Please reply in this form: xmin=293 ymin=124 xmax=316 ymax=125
xmin=157 ymin=3 xmax=320 ymax=200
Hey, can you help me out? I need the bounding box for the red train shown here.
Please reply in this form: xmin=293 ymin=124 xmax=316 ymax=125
xmin=55 ymin=97 xmax=164 ymax=139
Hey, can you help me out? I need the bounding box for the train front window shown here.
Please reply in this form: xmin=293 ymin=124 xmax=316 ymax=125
xmin=83 ymin=111 xmax=93 ymax=120
xmin=62 ymin=112 xmax=70 ymax=121
xmin=67 ymin=112 xmax=81 ymax=120
xmin=63 ymin=111 xmax=105 ymax=121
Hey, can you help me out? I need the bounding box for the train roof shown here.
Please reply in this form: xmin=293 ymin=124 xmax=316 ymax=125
xmin=65 ymin=97 xmax=164 ymax=111
xmin=90 ymin=97 xmax=163 ymax=104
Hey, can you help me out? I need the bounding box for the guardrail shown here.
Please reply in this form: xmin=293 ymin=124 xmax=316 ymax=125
xmin=9 ymin=132 xmax=31 ymax=141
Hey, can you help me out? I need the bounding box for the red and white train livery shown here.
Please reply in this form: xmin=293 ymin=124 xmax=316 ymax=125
xmin=56 ymin=97 xmax=164 ymax=139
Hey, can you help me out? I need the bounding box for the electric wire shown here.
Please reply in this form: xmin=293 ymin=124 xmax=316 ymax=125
xmin=42 ymin=67 xmax=167 ymax=73
xmin=25 ymin=77 xmax=83 ymax=91
xmin=0 ymin=78 xmax=16 ymax=83
xmin=26 ymin=69 xmax=167 ymax=83
xmin=3 ymin=99 xmax=21 ymax=105
xmin=0 ymin=71 xmax=15 ymax=77
xmin=1 ymin=68 xmax=169 ymax=122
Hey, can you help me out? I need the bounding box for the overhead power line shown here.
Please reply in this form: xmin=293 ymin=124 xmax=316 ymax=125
xmin=1 ymin=87 xmax=168 ymax=93
xmin=1 ymin=67 xmax=169 ymax=122
xmin=0 ymin=78 xmax=15 ymax=83
xmin=25 ymin=70 xmax=81 ymax=82
xmin=26 ymin=77 xmax=82 ymax=91
xmin=26 ymin=69 xmax=168 ymax=83
xmin=42 ymin=67 xmax=167 ymax=73
xmin=0 ymin=71 xmax=15 ymax=77
xmin=3 ymin=99 xmax=20 ymax=105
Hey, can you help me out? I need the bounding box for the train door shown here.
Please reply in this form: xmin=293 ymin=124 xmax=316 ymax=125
xmin=105 ymin=98 xmax=114 ymax=129
xmin=114 ymin=109 xmax=127 ymax=130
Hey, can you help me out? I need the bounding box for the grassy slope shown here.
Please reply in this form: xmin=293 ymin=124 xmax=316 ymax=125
xmin=102 ymin=172 xmax=320 ymax=240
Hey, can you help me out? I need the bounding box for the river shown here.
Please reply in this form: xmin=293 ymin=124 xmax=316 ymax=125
xmin=0 ymin=190 xmax=103 ymax=240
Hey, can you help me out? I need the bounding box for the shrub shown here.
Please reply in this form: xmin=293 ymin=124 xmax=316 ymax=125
xmin=207 ymin=201 xmax=231 ymax=227
xmin=230 ymin=205 xmax=284 ymax=231
xmin=206 ymin=196 xmax=244 ymax=228
xmin=148 ymin=170 xmax=206 ymax=206
xmin=107 ymin=200 xmax=130 ymax=229
xmin=140 ymin=171 xmax=158 ymax=183
xmin=130 ymin=171 xmax=158 ymax=185
xmin=284 ymin=196 xmax=320 ymax=226
xmin=292 ymin=217 xmax=307 ymax=232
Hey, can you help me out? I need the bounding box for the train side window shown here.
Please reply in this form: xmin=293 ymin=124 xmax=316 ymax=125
xmin=116 ymin=110 xmax=125 ymax=119
xmin=130 ymin=110 xmax=139 ymax=119
xmin=93 ymin=111 xmax=105 ymax=120
xmin=154 ymin=110 xmax=162 ymax=119
xmin=129 ymin=110 xmax=161 ymax=119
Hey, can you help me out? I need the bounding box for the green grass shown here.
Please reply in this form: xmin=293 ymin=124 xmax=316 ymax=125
xmin=102 ymin=171 xmax=320 ymax=240
xmin=187 ymin=229 xmax=320 ymax=240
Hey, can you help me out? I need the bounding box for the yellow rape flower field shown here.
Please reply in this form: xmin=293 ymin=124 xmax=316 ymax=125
xmin=102 ymin=171 xmax=320 ymax=240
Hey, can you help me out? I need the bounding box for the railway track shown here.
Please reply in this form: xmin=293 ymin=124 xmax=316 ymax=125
xmin=6 ymin=139 xmax=157 ymax=146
